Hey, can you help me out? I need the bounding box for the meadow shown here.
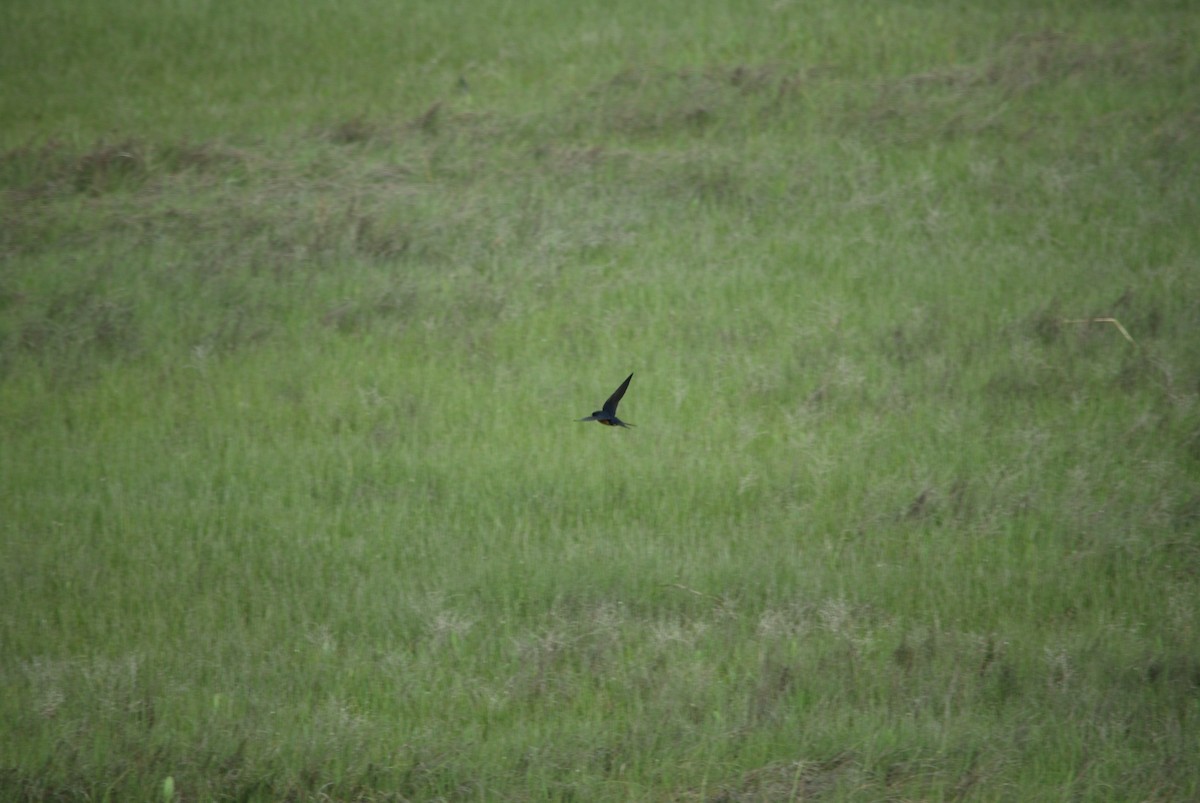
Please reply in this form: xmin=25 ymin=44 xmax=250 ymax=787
xmin=2 ymin=0 xmax=1199 ymax=799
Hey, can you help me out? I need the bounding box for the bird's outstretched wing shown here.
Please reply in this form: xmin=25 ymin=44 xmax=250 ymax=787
xmin=602 ymin=373 xmax=634 ymax=415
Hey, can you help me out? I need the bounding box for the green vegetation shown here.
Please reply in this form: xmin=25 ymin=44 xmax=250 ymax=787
xmin=3 ymin=0 xmax=1199 ymax=799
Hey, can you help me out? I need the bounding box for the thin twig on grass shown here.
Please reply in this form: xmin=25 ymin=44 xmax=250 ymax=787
xmin=664 ymin=583 xmax=728 ymax=607
xmin=1061 ymin=317 xmax=1135 ymax=344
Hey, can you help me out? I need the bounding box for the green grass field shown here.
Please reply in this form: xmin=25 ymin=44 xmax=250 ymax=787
xmin=3 ymin=0 xmax=1200 ymax=799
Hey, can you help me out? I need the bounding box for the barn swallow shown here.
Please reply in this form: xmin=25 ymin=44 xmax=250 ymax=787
xmin=578 ymin=372 xmax=635 ymax=428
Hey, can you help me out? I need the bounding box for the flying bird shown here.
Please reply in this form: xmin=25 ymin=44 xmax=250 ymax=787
xmin=579 ymin=372 xmax=635 ymax=428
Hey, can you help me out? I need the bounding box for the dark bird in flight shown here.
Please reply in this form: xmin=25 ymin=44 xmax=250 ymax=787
xmin=579 ymin=372 xmax=635 ymax=428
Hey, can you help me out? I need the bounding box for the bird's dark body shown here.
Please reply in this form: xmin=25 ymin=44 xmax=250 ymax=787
xmin=579 ymin=372 xmax=635 ymax=428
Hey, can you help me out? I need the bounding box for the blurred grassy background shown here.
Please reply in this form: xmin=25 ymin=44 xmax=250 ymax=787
xmin=3 ymin=0 xmax=1199 ymax=799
